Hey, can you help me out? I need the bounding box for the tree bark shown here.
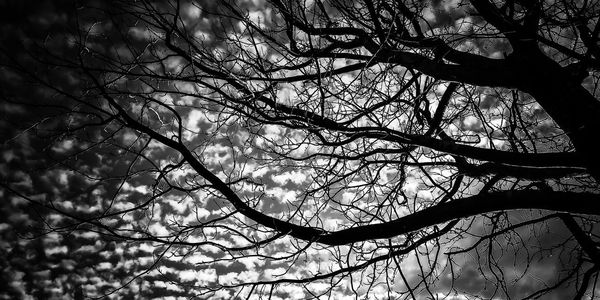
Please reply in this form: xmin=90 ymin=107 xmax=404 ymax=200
xmin=510 ymin=49 xmax=600 ymax=180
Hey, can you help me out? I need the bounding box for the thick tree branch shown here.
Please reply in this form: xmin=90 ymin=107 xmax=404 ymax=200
xmin=90 ymin=75 xmax=600 ymax=246
xmin=318 ymin=190 xmax=600 ymax=245
xmin=560 ymin=214 xmax=600 ymax=265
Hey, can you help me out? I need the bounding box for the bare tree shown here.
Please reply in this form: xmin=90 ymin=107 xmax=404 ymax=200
xmin=2 ymin=0 xmax=600 ymax=299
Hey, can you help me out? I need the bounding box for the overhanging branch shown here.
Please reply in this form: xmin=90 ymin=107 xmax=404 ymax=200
xmin=94 ymin=80 xmax=600 ymax=247
xmin=317 ymin=190 xmax=600 ymax=245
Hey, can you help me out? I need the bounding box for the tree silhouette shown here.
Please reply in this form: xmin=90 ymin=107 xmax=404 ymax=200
xmin=2 ymin=0 xmax=600 ymax=299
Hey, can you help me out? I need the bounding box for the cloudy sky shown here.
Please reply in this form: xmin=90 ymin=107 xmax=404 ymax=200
xmin=1 ymin=0 xmax=599 ymax=299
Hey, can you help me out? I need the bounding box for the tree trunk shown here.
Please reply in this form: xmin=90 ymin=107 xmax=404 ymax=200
xmin=512 ymin=49 xmax=600 ymax=180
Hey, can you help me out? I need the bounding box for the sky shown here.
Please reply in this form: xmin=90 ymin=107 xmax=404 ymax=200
xmin=1 ymin=0 xmax=599 ymax=299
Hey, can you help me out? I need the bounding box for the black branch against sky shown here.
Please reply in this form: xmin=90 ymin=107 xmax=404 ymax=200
xmin=1 ymin=0 xmax=600 ymax=299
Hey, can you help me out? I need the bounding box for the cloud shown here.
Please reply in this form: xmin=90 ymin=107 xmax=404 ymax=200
xmin=96 ymin=262 xmax=113 ymax=271
xmin=271 ymin=170 xmax=308 ymax=185
xmin=265 ymin=187 xmax=297 ymax=203
xmin=196 ymin=268 xmax=218 ymax=285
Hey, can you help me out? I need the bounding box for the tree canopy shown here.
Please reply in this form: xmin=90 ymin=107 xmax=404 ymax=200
xmin=1 ymin=0 xmax=600 ymax=299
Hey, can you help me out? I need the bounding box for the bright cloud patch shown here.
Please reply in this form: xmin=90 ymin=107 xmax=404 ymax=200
xmin=271 ymin=169 xmax=308 ymax=185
